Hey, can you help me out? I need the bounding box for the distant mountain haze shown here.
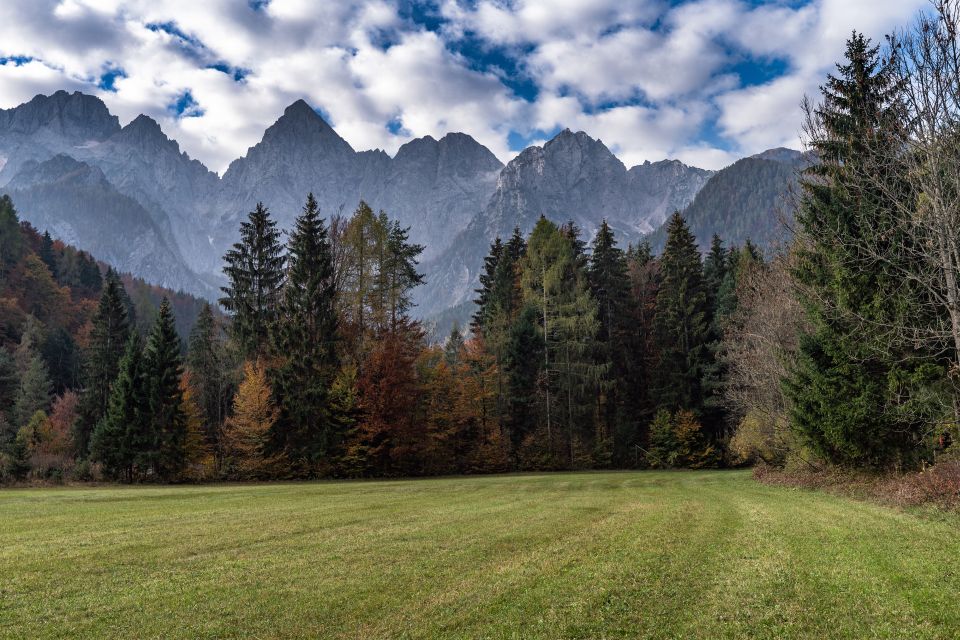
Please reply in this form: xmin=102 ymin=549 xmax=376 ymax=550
xmin=0 ymin=90 xmax=802 ymax=322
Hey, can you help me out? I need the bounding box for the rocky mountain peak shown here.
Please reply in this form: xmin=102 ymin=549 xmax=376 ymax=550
xmin=259 ymin=99 xmax=353 ymax=155
xmin=0 ymin=90 xmax=120 ymax=141
xmin=111 ymin=114 xmax=173 ymax=150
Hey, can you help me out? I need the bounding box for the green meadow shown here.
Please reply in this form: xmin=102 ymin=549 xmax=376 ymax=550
xmin=3 ymin=471 xmax=959 ymax=639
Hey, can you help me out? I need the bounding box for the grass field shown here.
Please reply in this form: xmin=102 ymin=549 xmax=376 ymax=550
xmin=3 ymin=471 xmax=960 ymax=639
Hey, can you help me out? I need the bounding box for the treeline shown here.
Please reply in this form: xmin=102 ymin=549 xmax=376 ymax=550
xmin=0 ymin=195 xmax=215 ymax=482
xmin=1 ymin=179 xmax=765 ymax=481
xmin=725 ymin=4 xmax=960 ymax=475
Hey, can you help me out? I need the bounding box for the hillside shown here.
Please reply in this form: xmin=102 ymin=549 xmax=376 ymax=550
xmin=0 ymin=194 xmax=211 ymax=395
xmin=646 ymin=150 xmax=812 ymax=253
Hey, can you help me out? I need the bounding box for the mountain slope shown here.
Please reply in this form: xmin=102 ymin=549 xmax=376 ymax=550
xmin=2 ymin=155 xmax=212 ymax=296
xmin=646 ymin=149 xmax=812 ymax=253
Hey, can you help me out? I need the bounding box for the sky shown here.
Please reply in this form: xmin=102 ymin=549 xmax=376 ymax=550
xmin=0 ymin=0 xmax=929 ymax=174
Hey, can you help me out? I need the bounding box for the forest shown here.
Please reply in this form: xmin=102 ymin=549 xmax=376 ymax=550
xmin=5 ymin=3 xmax=960 ymax=487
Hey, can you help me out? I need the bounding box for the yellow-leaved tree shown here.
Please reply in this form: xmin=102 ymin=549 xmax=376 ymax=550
xmin=222 ymin=360 xmax=277 ymax=479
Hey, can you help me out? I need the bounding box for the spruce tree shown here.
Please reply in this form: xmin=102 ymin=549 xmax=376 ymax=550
xmin=221 ymin=202 xmax=285 ymax=358
xmin=652 ymin=212 xmax=710 ymax=414
xmin=444 ymin=324 xmax=465 ymax=367
xmin=0 ymin=195 xmax=25 ymax=283
xmin=0 ymin=350 xmax=17 ymax=437
xmin=186 ymin=303 xmax=230 ymax=449
xmin=75 ymin=269 xmax=130 ymax=456
xmin=90 ymin=333 xmax=143 ymax=482
xmin=588 ymin=220 xmax=630 ymax=348
xmin=141 ymin=298 xmax=187 ymax=479
xmin=270 ymin=194 xmax=342 ymax=468
xmin=702 ymin=234 xmax=728 ymax=317
xmin=521 ymin=217 xmax=603 ymax=462
xmin=39 ymin=231 xmax=57 ymax=277
xmin=472 ymin=237 xmax=504 ymax=334
xmin=383 ymin=220 xmax=424 ymax=331
xmin=588 ymin=220 xmax=630 ymax=457
xmin=786 ymin=32 xmax=926 ymax=467
xmin=12 ymin=347 xmax=53 ymax=430
xmin=504 ymin=303 xmax=543 ymax=451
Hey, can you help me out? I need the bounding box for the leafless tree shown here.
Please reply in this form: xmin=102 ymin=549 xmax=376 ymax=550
xmin=722 ymin=252 xmax=808 ymax=464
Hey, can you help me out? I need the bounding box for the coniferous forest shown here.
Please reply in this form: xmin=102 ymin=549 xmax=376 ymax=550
xmin=5 ymin=5 xmax=960 ymax=488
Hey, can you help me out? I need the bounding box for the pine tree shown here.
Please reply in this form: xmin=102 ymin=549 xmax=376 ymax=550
xmin=90 ymin=333 xmax=143 ymax=482
xmin=186 ymin=303 xmax=230 ymax=450
xmin=220 ymin=202 xmax=285 ymax=358
xmin=472 ymin=237 xmax=504 ymax=334
xmin=75 ymin=269 xmax=130 ymax=456
xmin=786 ymin=32 xmax=925 ymax=467
xmin=444 ymin=324 xmax=465 ymax=367
xmin=269 ymin=193 xmax=342 ymax=469
xmin=39 ymin=231 xmax=57 ymax=277
xmin=12 ymin=328 xmax=53 ymax=430
xmin=652 ymin=212 xmax=710 ymax=414
xmin=141 ymin=298 xmax=187 ymax=480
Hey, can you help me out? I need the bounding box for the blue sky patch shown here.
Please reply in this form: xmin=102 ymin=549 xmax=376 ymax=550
xmin=169 ymin=91 xmax=204 ymax=118
xmin=0 ymin=55 xmax=34 ymax=66
xmin=98 ymin=65 xmax=126 ymax=92
xmin=208 ymin=63 xmax=250 ymax=82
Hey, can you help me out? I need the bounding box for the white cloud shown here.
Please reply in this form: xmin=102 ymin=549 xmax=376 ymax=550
xmin=0 ymin=0 xmax=938 ymax=172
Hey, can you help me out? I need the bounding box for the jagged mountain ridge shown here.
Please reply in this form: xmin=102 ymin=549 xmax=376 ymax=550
xmin=1 ymin=91 xmax=719 ymax=318
xmin=414 ymin=129 xmax=714 ymax=317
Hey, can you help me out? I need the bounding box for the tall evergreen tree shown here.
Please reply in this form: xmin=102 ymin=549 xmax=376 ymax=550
xmin=270 ymin=193 xmax=342 ymax=468
xmin=382 ymin=220 xmax=424 ymax=331
xmin=12 ymin=344 xmax=53 ymax=430
xmin=786 ymin=32 xmax=927 ymax=467
xmin=444 ymin=324 xmax=465 ymax=367
xmin=75 ymin=268 xmax=130 ymax=456
xmin=186 ymin=303 xmax=230 ymax=450
xmin=588 ymin=220 xmax=630 ymax=455
xmin=472 ymin=237 xmax=504 ymax=334
xmin=90 ymin=333 xmax=143 ymax=482
xmin=141 ymin=298 xmax=187 ymax=479
xmin=503 ymin=303 xmax=543 ymax=452
xmin=702 ymin=234 xmax=728 ymax=317
xmin=0 ymin=195 xmax=25 ymax=285
xmin=652 ymin=212 xmax=711 ymax=414
xmin=220 ymin=202 xmax=285 ymax=358
xmin=521 ymin=217 xmax=604 ymax=462
xmin=38 ymin=231 xmax=57 ymax=277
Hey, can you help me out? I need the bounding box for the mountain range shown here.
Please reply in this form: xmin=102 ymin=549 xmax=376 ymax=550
xmin=0 ymin=90 xmax=804 ymax=322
